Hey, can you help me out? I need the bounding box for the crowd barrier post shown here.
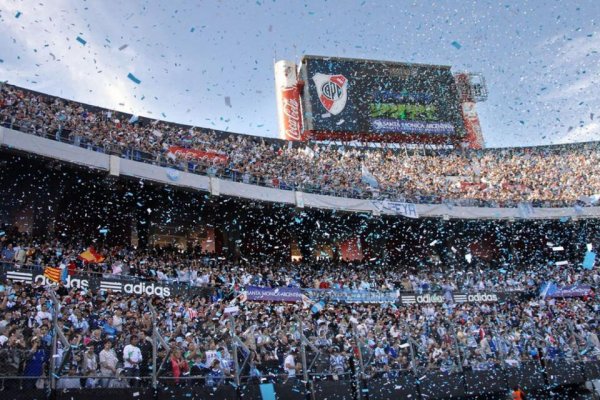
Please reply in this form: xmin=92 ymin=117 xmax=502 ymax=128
xmin=229 ymin=314 xmax=241 ymax=391
xmin=296 ymin=317 xmax=311 ymax=399
xmin=149 ymin=303 xmax=171 ymax=386
xmin=447 ymin=318 xmax=464 ymax=373
xmin=351 ymin=322 xmax=365 ymax=400
xmin=50 ymin=289 xmax=59 ymax=391
xmin=149 ymin=302 xmax=158 ymax=390
xmin=296 ymin=318 xmax=320 ymax=400
xmin=399 ymin=318 xmax=419 ymax=375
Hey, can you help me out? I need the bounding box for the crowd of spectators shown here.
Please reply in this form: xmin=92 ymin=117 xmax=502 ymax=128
xmin=1 ymin=224 xmax=598 ymax=297
xmin=0 ymin=227 xmax=598 ymax=391
xmin=1 ymin=83 xmax=599 ymax=207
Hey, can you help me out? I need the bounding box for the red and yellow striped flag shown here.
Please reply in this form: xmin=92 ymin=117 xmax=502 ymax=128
xmin=43 ymin=266 xmax=62 ymax=283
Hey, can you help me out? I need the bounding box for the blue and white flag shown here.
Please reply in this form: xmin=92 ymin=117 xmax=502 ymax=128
xmin=540 ymin=282 xmax=558 ymax=298
xmin=361 ymin=164 xmax=379 ymax=188
xmin=311 ymin=301 xmax=325 ymax=314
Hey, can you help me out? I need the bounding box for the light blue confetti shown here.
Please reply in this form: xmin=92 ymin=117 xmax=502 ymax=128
xmin=15 ymin=11 xmax=22 ymax=18
xmin=76 ymin=36 xmax=87 ymax=46
xmin=127 ymin=72 xmax=141 ymax=84
xmin=451 ymin=41 xmax=461 ymax=49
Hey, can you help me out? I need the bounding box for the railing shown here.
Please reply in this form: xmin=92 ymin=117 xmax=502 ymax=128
xmin=0 ymin=117 xmax=591 ymax=208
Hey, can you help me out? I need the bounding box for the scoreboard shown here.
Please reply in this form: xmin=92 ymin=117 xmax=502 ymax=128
xmin=298 ymin=55 xmax=465 ymax=143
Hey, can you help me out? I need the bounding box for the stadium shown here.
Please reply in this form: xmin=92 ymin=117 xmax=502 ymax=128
xmin=1 ymin=4 xmax=600 ymax=399
xmin=1 ymin=59 xmax=599 ymax=400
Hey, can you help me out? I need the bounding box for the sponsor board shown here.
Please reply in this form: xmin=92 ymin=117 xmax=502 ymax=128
xmin=6 ymin=270 xmax=89 ymax=289
xmin=34 ymin=273 xmax=89 ymax=289
xmin=6 ymin=270 xmax=33 ymax=283
xmin=279 ymin=87 xmax=304 ymax=140
xmin=304 ymin=288 xmax=398 ymax=304
xmin=370 ymin=119 xmax=455 ymax=135
xmin=399 ymin=292 xmax=499 ymax=305
xmin=1 ymin=266 xmax=200 ymax=298
xmin=99 ymin=281 xmax=171 ymax=297
xmin=166 ymin=146 xmax=228 ymax=163
xmin=245 ymin=286 xmax=303 ymax=302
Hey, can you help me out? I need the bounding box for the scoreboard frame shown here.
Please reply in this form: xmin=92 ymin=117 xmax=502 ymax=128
xmin=298 ymin=55 xmax=466 ymax=145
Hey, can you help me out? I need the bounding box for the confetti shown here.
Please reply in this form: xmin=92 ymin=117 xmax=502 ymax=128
xmin=127 ymin=72 xmax=141 ymax=84
xmin=76 ymin=36 xmax=87 ymax=46
xmin=451 ymin=41 xmax=461 ymax=49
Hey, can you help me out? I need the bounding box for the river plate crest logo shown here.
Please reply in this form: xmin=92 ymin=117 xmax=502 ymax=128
xmin=313 ymin=73 xmax=348 ymax=115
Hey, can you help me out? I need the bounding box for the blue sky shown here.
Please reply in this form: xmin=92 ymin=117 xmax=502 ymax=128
xmin=0 ymin=0 xmax=598 ymax=147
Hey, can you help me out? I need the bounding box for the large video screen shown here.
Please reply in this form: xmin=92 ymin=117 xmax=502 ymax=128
xmin=299 ymin=56 xmax=465 ymax=138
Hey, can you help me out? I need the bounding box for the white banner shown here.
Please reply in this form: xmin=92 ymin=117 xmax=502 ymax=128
xmin=372 ymin=200 xmax=419 ymax=218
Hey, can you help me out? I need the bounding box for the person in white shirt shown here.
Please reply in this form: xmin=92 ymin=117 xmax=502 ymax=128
xmin=284 ymin=348 xmax=297 ymax=379
xmin=35 ymin=304 xmax=52 ymax=325
xmin=99 ymin=341 xmax=119 ymax=387
xmin=123 ymin=335 xmax=142 ymax=386
xmin=112 ymin=309 xmax=123 ymax=333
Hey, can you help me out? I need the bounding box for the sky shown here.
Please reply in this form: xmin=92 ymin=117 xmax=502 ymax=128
xmin=0 ymin=0 xmax=599 ymax=148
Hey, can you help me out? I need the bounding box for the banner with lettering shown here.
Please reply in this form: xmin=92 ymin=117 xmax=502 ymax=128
xmin=304 ymin=288 xmax=398 ymax=304
xmin=244 ymin=286 xmax=303 ymax=302
xmin=372 ymin=200 xmax=419 ymax=218
xmin=166 ymin=146 xmax=228 ymax=163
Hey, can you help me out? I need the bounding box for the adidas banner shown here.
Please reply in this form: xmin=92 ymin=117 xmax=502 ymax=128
xmin=1 ymin=265 xmax=213 ymax=299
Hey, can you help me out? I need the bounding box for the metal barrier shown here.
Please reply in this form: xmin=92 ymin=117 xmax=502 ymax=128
xmin=1 ymin=361 xmax=599 ymax=399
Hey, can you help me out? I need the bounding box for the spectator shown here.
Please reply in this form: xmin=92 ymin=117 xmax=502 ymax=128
xmin=169 ymin=348 xmax=190 ymax=385
xmin=99 ymin=340 xmax=118 ymax=388
xmin=22 ymin=337 xmax=47 ymax=389
xmin=123 ymin=335 xmax=142 ymax=385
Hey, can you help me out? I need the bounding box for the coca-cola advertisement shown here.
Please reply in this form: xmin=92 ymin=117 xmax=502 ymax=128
xmin=280 ymin=86 xmax=304 ymax=141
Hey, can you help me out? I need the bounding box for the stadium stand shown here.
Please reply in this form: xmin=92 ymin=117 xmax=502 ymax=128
xmin=0 ymin=223 xmax=599 ymax=399
xmin=1 ymin=83 xmax=599 ymax=207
